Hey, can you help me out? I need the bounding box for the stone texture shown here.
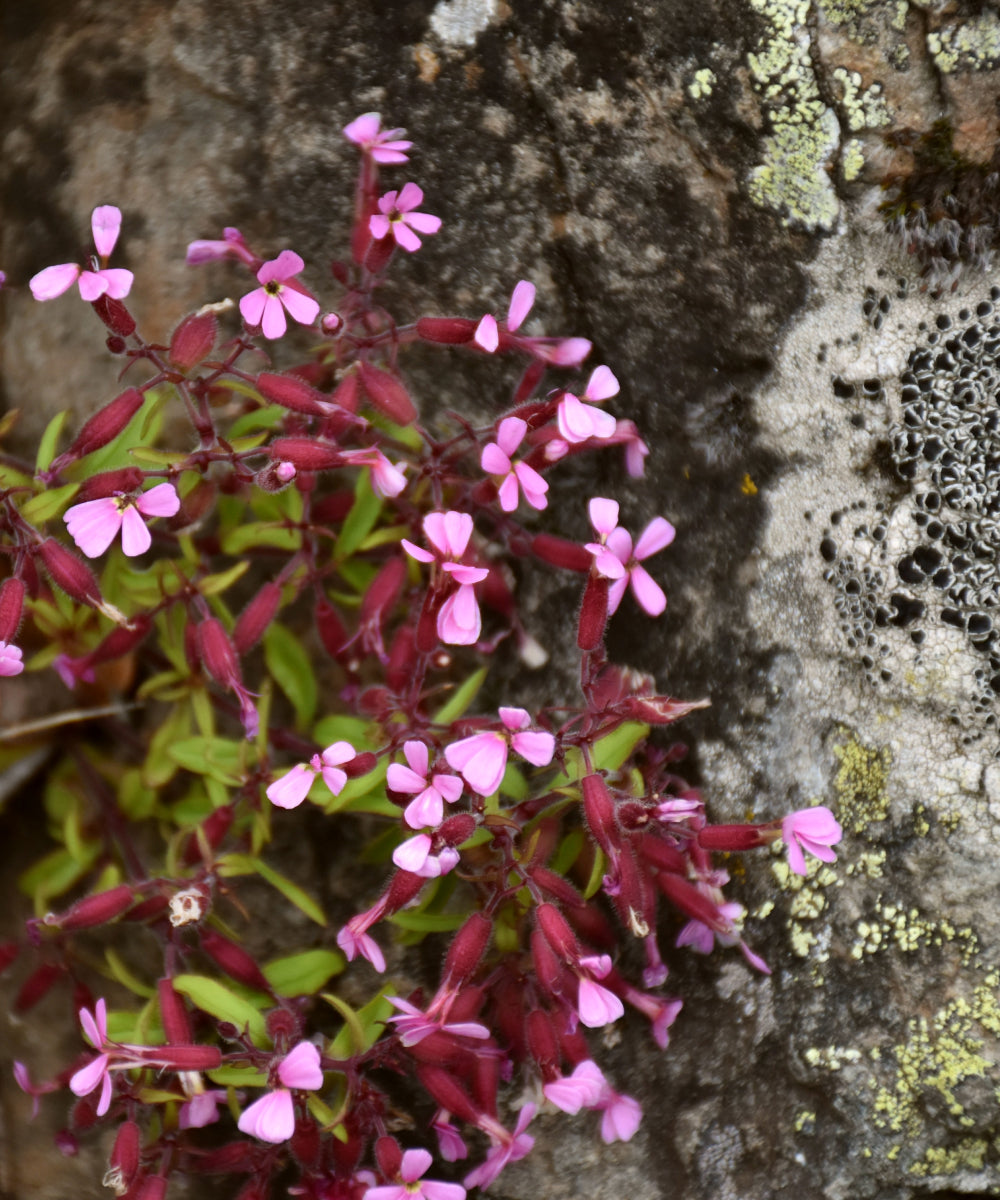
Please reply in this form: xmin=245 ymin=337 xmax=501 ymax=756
xmin=5 ymin=1 xmax=1000 ymax=1198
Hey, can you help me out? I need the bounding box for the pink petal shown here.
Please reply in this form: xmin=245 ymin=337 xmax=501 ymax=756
xmin=633 ymin=517 xmax=676 ymax=560
xmin=557 ymin=394 xmax=594 ymax=443
xmin=441 ymin=563 xmax=488 ymax=586
xmin=392 ymin=222 xmax=422 ymax=253
xmin=100 ymin=269 xmax=134 ymax=300
xmin=393 ymin=833 xmax=432 ymax=874
xmin=437 ymin=585 xmax=482 ymax=645
xmin=445 ymin=732 xmax=506 ymax=796
xmin=119 ymin=504 xmax=151 ymax=556
xmin=238 ymin=1088 xmax=295 ymax=1143
xmin=605 ymin=526 xmax=633 ymax=564
xmin=507 ymin=280 xmax=535 ymax=331
xmin=402 ymin=538 xmax=435 ymax=563
xmin=0 ymin=643 xmax=24 ymax=676
xmin=278 ymin=1041 xmax=323 ymax=1090
xmin=481 ymin=443 xmax=512 ymax=475
xmin=136 ymin=483 xmax=180 ymax=518
xmin=541 ymin=336 xmax=592 ymax=366
xmin=400 ymin=1148 xmax=433 ymax=1182
xmin=404 ymin=211 xmax=442 ymax=235
xmin=511 ymin=729 xmax=555 ymax=767
xmin=433 ymin=774 xmax=463 ymax=803
xmin=513 ymin=461 xmax=548 ymax=507
xmin=97 ymin=1070 xmax=114 ymax=1117
xmin=28 ymin=263 xmax=80 ymax=301
xmin=433 ymin=511 xmax=472 ymax=560
xmin=239 ymin=287 xmax=268 ymax=328
xmin=403 ymin=740 xmax=430 ymax=777
xmin=588 ymin=407 xmax=618 ymax=438
xmin=588 ymin=497 xmax=619 ymax=536
xmin=69 ymin=1054 xmax=109 ymax=1099
xmin=474 ymin=314 xmax=499 ymax=352
xmin=321 ymin=741 xmax=356 ymax=768
xmin=396 ymin=182 xmax=424 ymax=212
xmin=80 ymin=1004 xmax=104 ymax=1048
xmin=280 ymin=285 xmax=320 ymax=327
xmin=320 ymin=766 xmax=348 ymax=795
xmin=370 ymin=143 xmax=412 ymax=164
xmin=388 ymin=763 xmax=426 ymax=795
xmin=600 ymin=1093 xmax=642 ymax=1143
xmin=258 ymin=250 xmax=304 ymax=284
xmin=496 ymin=473 xmax=519 ymax=512
xmin=343 ymin=112 xmax=382 ymax=144
xmin=577 ymin=978 xmax=624 ymax=1028
xmin=585 ymin=365 xmax=620 ymax=401
xmin=404 ymin=788 xmax=444 ymax=829
xmin=586 ymin=543 xmax=626 ymax=580
xmin=64 ymin=498 xmax=123 ymax=558
xmin=369 ymin=214 xmax=392 ymax=240
xmin=497 ymin=416 xmax=527 ymax=456
xmin=267 ymin=764 xmax=315 ymax=809
xmin=336 ymin=925 xmax=386 ymax=973
xmin=260 ymin=294 xmax=288 ymax=340
xmin=377 ymin=190 xmax=399 ymax=215
xmin=499 ymin=706 xmax=530 ymax=731
xmin=77 ymin=271 xmax=110 ymax=302
xmin=91 ymin=206 xmax=122 ymax=257
xmin=629 ymin=565 xmax=666 ymax=616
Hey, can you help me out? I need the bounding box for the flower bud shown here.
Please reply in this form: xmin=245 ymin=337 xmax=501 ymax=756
xmin=270 ymin=437 xmax=342 ymax=472
xmin=531 ymin=533 xmax=591 ymax=572
xmin=358 ymin=361 xmax=416 ymax=426
xmin=443 ymin=912 xmax=491 ymax=984
xmin=290 ymin=1117 xmax=321 ymax=1168
xmin=106 ymin=335 xmax=127 ymax=354
xmin=697 ymin=824 xmax=771 ymax=852
xmin=656 ymin=872 xmax=725 ymax=928
xmin=265 ymin=1008 xmax=298 ymax=1042
xmin=321 ymin=312 xmax=343 ymax=335
xmin=169 ymin=312 xmax=218 ymax=371
xmin=122 ymin=895 xmax=169 ymax=923
xmin=135 ymin=1176 xmax=168 ymax=1200
xmin=530 ymin=930 xmax=566 ymax=1000
xmin=529 ymin=866 xmax=585 ymax=909
xmin=526 ymin=1009 xmax=559 ymax=1072
xmin=197 ymin=618 xmax=241 ymax=689
xmin=438 ymin=813 xmax=476 ymax=846
xmin=44 ymin=884 xmax=134 ymax=932
xmin=343 ymin=751 xmax=377 ymax=778
xmin=415 ymin=317 xmax=477 ymax=344
xmin=14 ymin=962 xmax=61 ymax=1012
xmin=577 ymin=574 xmax=608 ymax=651
xmin=375 ymin=1136 xmax=403 ymax=1179
xmin=157 ymin=978 xmax=193 ymax=1044
xmin=200 ymin=930 xmax=271 ymax=992
xmin=61 ymin=389 xmax=143 ymax=463
xmin=75 ymin=467 xmax=146 ymax=503
xmin=315 ymin=598 xmax=347 ymax=657
xmin=105 ymin=1119 xmax=141 ymax=1195
xmin=470 ymin=1049 xmax=500 ymax=1118
xmin=359 ymin=555 xmax=405 ymax=630
xmin=386 ymin=624 xmax=417 ymax=693
xmin=416 ymin=591 xmax=440 ymax=654
xmin=37 ymin=539 xmax=103 ymax=609
xmin=233 ymin=582 xmax=282 ymax=654
xmin=256 ymin=372 xmax=328 ymax=416
xmin=622 ymin=695 xmax=711 ymax=725
xmin=581 ymin=774 xmax=618 ymax=857
xmin=0 ymin=941 xmax=19 ymax=975
xmin=536 ymin=903 xmax=580 ymax=962
xmin=0 ymin=577 xmax=25 ymax=642
xmin=635 ymin=835 xmax=686 ymax=875
xmin=416 ymin=1066 xmax=480 ymax=1125
xmin=91 ymin=294 xmax=136 ymax=337
xmin=331 ymin=370 xmax=360 ymax=413
xmin=383 ymin=870 xmax=425 ymax=914
xmin=182 ymin=805 xmax=234 ymax=866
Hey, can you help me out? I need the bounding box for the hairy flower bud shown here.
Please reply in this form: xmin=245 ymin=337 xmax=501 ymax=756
xmin=60 ymin=389 xmax=143 ymax=464
xmin=375 ymin=1136 xmax=403 ymax=1180
xmin=14 ymin=962 xmax=62 ymax=1012
xmin=331 ymin=370 xmax=360 ymax=413
xmin=577 ymin=574 xmax=609 ymax=651
xmin=529 ymin=866 xmax=585 ymax=909
xmin=531 ymin=533 xmax=591 ymax=572
xmin=387 ymin=624 xmax=417 ymax=692
xmin=169 ymin=312 xmax=217 ymax=371
xmin=157 ymin=978 xmax=193 ymax=1044
xmin=0 ymin=577 xmax=25 ymax=642
xmin=315 ymin=598 xmax=347 ymax=658
xmin=44 ymin=884 xmax=134 ymax=932
xmin=656 ymin=872 xmax=725 ymax=928
xmin=415 ymin=316 xmax=477 ymax=344
xmin=697 ymin=824 xmax=770 ymax=852
xmin=196 ymin=618 xmax=241 ymax=689
xmin=270 ymin=437 xmax=342 ymax=472
xmin=36 ymin=540 xmax=124 ymax=622
xmin=635 ymin=835 xmax=686 ymax=875
xmin=91 ymin=294 xmax=136 ymax=337
xmin=104 ymin=1120 xmax=141 ymax=1195
xmin=135 ymin=1175 xmax=168 ymax=1200
xmin=581 ymin=774 xmax=618 ymax=857
xmin=438 ymin=813 xmax=476 ymax=846
xmin=416 ymin=1066 xmax=480 ymax=1125
xmin=526 ymin=1008 xmax=559 ymax=1072
xmin=443 ymin=912 xmax=491 ymax=984
xmin=200 ymin=930 xmax=271 ymax=992
xmin=358 ymin=361 xmax=417 ymax=426
xmin=537 ymin=903 xmax=580 ymax=962
xmin=74 ymin=467 xmax=146 ymax=504
xmin=256 ymin=372 xmax=328 ymax=416
xmin=233 ymin=582 xmax=282 ymax=654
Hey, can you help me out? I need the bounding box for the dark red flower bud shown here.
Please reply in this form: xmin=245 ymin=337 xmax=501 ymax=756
xmin=697 ymin=824 xmax=770 ymax=852
xmin=88 ymin=616 xmax=152 ymax=666
xmin=194 ymin=1141 xmax=258 ymax=1174
xmin=635 ymin=835 xmax=687 ymax=874
xmin=343 ymin=751 xmax=376 ymax=778
xmin=617 ymin=801 xmax=651 ymax=830
xmin=134 ymin=1044 xmax=223 ymax=1070
xmin=106 ymin=335 xmax=127 ymax=355
xmin=387 ymin=624 xmax=417 ymax=692
xmin=0 ymin=941 xmax=20 ymax=975
xmin=656 ymin=872 xmax=725 ymax=928
xmin=357 ymin=361 xmax=417 ymax=426
xmin=169 ymin=312 xmax=218 ymax=371
xmin=531 ymin=533 xmax=591 ymax=572
xmin=529 ymin=866 xmax=585 ymax=908
xmin=566 ymin=901 xmax=618 ymax=950
xmin=182 ymin=805 xmax=234 ymax=866
xmin=37 ymin=539 xmax=103 ymax=609
xmin=75 ymin=468 xmax=146 ymax=504
xmin=359 ymin=556 xmax=405 ymax=631
xmin=438 ymin=813 xmax=477 ymax=846
xmin=375 ymin=1136 xmax=402 ymax=1179
xmin=536 ymin=903 xmax=580 ymax=962
xmin=443 ymin=912 xmax=491 ymax=983
xmin=157 ymin=978 xmax=193 ymax=1043
xmin=45 ymin=884 xmax=134 ymax=932
xmin=177 ymin=477 xmax=215 ymax=527
xmin=416 ymin=1066 xmax=480 ymax=1125
xmin=331 ymin=371 xmax=360 ymax=414
xmin=315 ymin=598 xmax=347 ymax=658
xmin=201 ymin=930 xmax=271 ymax=992
xmin=415 ymin=317 xmax=477 ymax=344
xmin=197 ymin=618 xmax=241 ymax=689
xmin=512 ymin=360 xmax=547 ymax=406
xmin=577 ymin=574 xmax=608 ymax=651
xmin=530 ymin=930 xmax=567 ymax=1000
xmin=62 ymin=389 xmax=143 ymax=462
xmin=383 ymin=871 xmax=425 ymax=914
xmin=256 ymin=372 xmax=327 ymax=416
xmin=91 ymin=294 xmax=136 ymax=337
xmin=471 ymin=1049 xmax=500 ymax=1117
xmin=290 ymin=1117 xmax=321 ymax=1169
xmin=233 ymin=583 xmax=282 ymax=654
xmin=363 ymin=233 xmax=395 ymax=275
xmin=122 ymin=895 xmax=170 ymax=923
xmin=416 ymin=591 xmax=440 ymax=654
xmin=270 ymin=437 xmax=341 ymax=472
xmin=0 ymin=577 xmax=25 ymax=642
xmin=70 ymin=1098 xmax=100 ymax=1131
xmin=108 ymin=1120 xmax=141 ymax=1191
xmin=265 ymin=1008 xmax=298 ymax=1043
xmin=582 ymin=774 xmax=618 ymax=856
xmin=526 ymin=1009 xmax=559 ymax=1072
xmin=135 ymin=1176 xmax=168 ymax=1200
xmin=14 ymin=961 xmax=62 ymax=1012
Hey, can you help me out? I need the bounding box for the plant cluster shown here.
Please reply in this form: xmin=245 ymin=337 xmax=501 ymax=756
xmin=0 ymin=113 xmax=842 ymax=1199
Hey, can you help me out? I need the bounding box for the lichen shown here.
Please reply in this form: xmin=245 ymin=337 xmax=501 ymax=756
xmin=842 ymin=137 xmax=865 ymax=182
xmin=832 ymin=68 xmax=890 ymax=132
xmin=688 ymin=67 xmax=716 ymax=99
xmin=832 ymin=729 xmax=890 ymax=834
xmin=927 ymin=12 xmax=1000 ymax=75
xmin=849 ymin=897 xmax=977 ymax=963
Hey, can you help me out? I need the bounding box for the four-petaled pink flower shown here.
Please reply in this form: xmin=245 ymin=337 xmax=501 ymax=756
xmin=387 ymin=740 xmax=463 ymax=829
xmin=30 ymin=205 xmax=134 ymax=303
xmin=238 ymin=1041 xmax=323 ymax=1144
xmin=393 ymin=833 xmax=460 ymax=879
xmin=366 ymin=1148 xmax=466 ymax=1200
xmin=575 ymin=954 xmax=625 ymax=1029
xmin=266 ymin=741 xmax=356 ymax=810
xmin=339 ymin=448 xmax=408 ymax=498
xmin=0 ymin=641 xmax=23 ymax=677
xmin=781 ymin=806 xmax=842 ymax=876
xmin=464 ymin=1105 xmax=536 ymax=1190
xmin=480 ymin=417 xmax=548 ymax=512
xmin=402 ymin=512 xmax=489 ymax=646
xmin=179 ymin=1088 xmax=228 ymax=1130
xmin=69 ymin=998 xmax=114 ymax=1116
xmin=343 ymin=113 xmax=412 ymax=164
xmin=64 ymin=483 xmax=180 ymax=559
xmin=474 ymin=280 xmax=536 ymax=352
xmin=369 ymin=183 xmax=441 ymax=253
xmin=585 ymin=497 xmax=675 ymax=617
xmin=542 ymin=1060 xmax=607 ymax=1115
xmin=444 ymin=707 xmax=555 ymax=797
xmin=597 ymin=1087 xmax=643 ymax=1144
xmin=556 ymin=366 xmax=619 ymax=444
xmin=387 ymin=996 xmax=489 ymax=1048
xmin=239 ymin=250 xmax=320 ymax=339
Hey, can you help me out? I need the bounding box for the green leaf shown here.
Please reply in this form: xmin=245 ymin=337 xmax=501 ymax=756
xmin=220 ymin=522 xmax=301 ymax=555
xmin=389 ymin=910 xmax=466 ymax=933
xmin=312 ymin=715 xmax=373 ymax=747
xmin=227 ymin=405 xmax=287 ymax=439
xmin=0 ymin=463 xmax=32 ymax=489
xmin=334 ymin=470 xmax=382 ymax=561
xmin=198 ymin=561 xmax=250 ymax=598
xmin=36 ymin=410 xmax=71 ymax=472
xmin=325 ymin=991 xmax=394 ymax=1058
xmin=251 ymin=857 xmax=327 ymax=926
xmin=206 ymin=1065 xmax=269 ymax=1088
xmin=432 ymin=667 xmax=488 ymax=725
xmin=263 ymin=949 xmax=345 ymax=996
xmin=172 ymin=974 xmax=269 ymax=1046
xmin=129 ymin=446 xmax=189 ymax=467
xmin=263 ymin=623 xmax=317 ymax=728
xmin=592 ymin=721 xmax=650 ymax=772
xmin=19 ymin=844 xmax=99 ymax=909
xmin=19 ymin=482 xmax=80 ymax=524
xmin=549 ymin=828 xmax=585 ymax=876
xmin=143 ymin=703 xmax=192 ymax=788
xmin=583 ymin=846 xmax=607 ymax=900
xmin=322 ymin=757 xmax=388 ymax=814
xmin=168 ymin=736 xmax=246 ymax=786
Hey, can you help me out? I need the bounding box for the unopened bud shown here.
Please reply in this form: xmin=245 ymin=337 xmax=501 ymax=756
xmin=530 ymin=866 xmax=585 ymax=908
xmin=331 ymin=371 xmax=360 ymax=413
xmin=104 ymin=1120 xmax=140 ymax=1195
xmin=443 ymin=912 xmax=491 ymax=983
xmin=577 ymin=574 xmax=608 ymax=651
xmin=233 ymin=583 xmax=282 ymax=654
xmin=438 ymin=813 xmax=476 ymax=846
xmin=656 ymin=872 xmax=725 ymax=928
xmin=290 ymin=1116 xmax=321 ymax=1168
xmin=197 ymin=618 xmax=240 ymax=689
xmin=201 ymin=930 xmax=271 ymax=992
xmin=169 ymin=312 xmax=218 ymax=371
xmin=622 ymin=695 xmax=711 ymax=725
xmin=315 ymin=598 xmax=347 ymax=657
xmin=75 ymin=468 xmax=145 ymax=504
xmin=531 ymin=533 xmax=592 ymax=572
xmin=45 ymin=884 xmax=134 ymax=932
xmin=343 ymin=751 xmax=377 ymax=778
xmin=581 ymin=774 xmax=618 ymax=856
xmin=0 ymin=941 xmax=19 ymax=974
xmin=526 ymin=1009 xmax=559 ymax=1071
xmin=321 ymin=312 xmax=343 ymax=335
xmin=415 ymin=316 xmax=477 ymax=344
xmin=358 ymin=361 xmax=416 ymax=426
xmin=375 ymin=1136 xmax=403 ymax=1179
xmin=416 ymin=1066 xmax=480 ymax=1125
xmin=635 ymin=835 xmax=686 ymax=875
xmin=157 ymin=978 xmax=193 ymax=1043
xmin=696 ymin=824 xmax=770 ymax=852
xmin=14 ymin=962 xmax=61 ymax=1012
xmin=135 ymin=1176 xmax=168 ymax=1200
xmin=91 ymin=294 xmax=136 ymax=337
xmin=270 ymin=437 xmax=341 ymax=472
xmin=359 ymin=556 xmax=405 ymax=628
xmin=37 ymin=540 xmax=103 ymax=610
xmin=61 ymin=389 xmax=143 ymax=463
xmin=135 ymin=1044 xmax=223 ymax=1071
xmin=0 ymin=577 xmax=25 ymax=642
xmin=265 ymin=1008 xmax=297 ymax=1042
xmin=256 ymin=372 xmax=327 ymax=416
xmin=536 ymin=903 xmax=580 ymax=962
xmin=387 ymin=624 xmax=417 ymax=692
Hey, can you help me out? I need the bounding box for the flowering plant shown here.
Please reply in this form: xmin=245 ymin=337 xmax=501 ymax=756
xmin=0 ymin=112 xmax=842 ymax=1199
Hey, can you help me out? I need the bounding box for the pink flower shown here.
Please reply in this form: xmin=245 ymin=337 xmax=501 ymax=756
xmin=387 ymin=740 xmax=463 ymax=829
xmin=542 ymin=1060 xmax=607 ymax=1115
xmin=433 ymin=1113 xmax=469 ymax=1162
xmin=69 ymin=998 xmax=113 ymax=1116
xmin=402 ymin=512 xmax=489 ymax=646
xmin=239 ymin=250 xmax=320 ymax=339
xmin=337 ymin=901 xmax=388 ymax=973
xmin=464 ymin=1105 xmax=535 ymax=1190
xmin=64 ymin=483 xmax=180 ymax=559
xmin=343 ymin=113 xmax=412 ymax=164
xmin=339 ymin=448 xmax=408 ymax=498
xmin=556 ymin=366 xmax=619 ymax=444
xmin=781 ymin=806 xmax=842 ymax=876
xmin=178 ymin=1088 xmax=227 ymax=1130
xmin=597 ymin=1088 xmax=642 ymax=1143
xmin=677 ymin=898 xmax=771 ymax=974
xmin=369 ymin=183 xmax=441 ymax=253
xmin=0 ymin=641 xmax=23 ymax=677
xmin=30 ymin=206 xmax=134 ymax=303
xmin=238 ymin=1041 xmax=323 ymax=1144
xmin=585 ymin=498 xmax=675 ymax=617
xmin=186 ymin=226 xmax=255 ymax=266
xmin=14 ymin=1060 xmax=58 ymax=1119
xmin=480 ymin=417 xmax=548 ymax=512
xmin=392 ymin=833 xmax=460 ymax=878
xmin=387 ymin=996 xmax=489 ymax=1048
xmin=444 ymin=707 xmax=555 ymax=797
xmin=474 ymin=280 xmax=536 ymax=352
xmin=576 ymin=976 xmax=625 ymax=1029
xmin=266 ymin=741 xmax=356 ymax=810
xmin=366 ymin=1148 xmax=466 ymax=1200
xmin=53 ymin=653 xmax=95 ymax=690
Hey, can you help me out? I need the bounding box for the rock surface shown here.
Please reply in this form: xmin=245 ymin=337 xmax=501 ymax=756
xmin=5 ymin=1 xmax=1000 ymax=1198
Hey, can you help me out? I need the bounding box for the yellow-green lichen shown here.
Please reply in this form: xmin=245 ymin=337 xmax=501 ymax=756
xmin=832 ymin=68 xmax=890 ymax=132
xmin=831 ymin=729 xmax=890 ymax=834
xmin=746 ymin=0 xmax=841 ymax=230
xmin=688 ymin=68 xmax=716 ymax=99
xmin=927 ymin=12 xmax=1000 ymax=74
xmin=842 ymin=138 xmax=865 ymax=182
xmin=911 ymin=1138 xmax=989 ymax=1177
xmin=794 ymin=1109 xmax=817 ymax=1133
xmin=772 ymin=856 xmax=841 ymax=965
xmin=849 ymin=897 xmax=977 ymax=963
xmin=816 ymin=0 xmax=879 ymax=26
xmin=805 ymin=1044 xmax=863 ymax=1070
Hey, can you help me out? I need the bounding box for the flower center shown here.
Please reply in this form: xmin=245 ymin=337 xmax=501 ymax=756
xmin=265 ymin=280 xmax=282 ymax=296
